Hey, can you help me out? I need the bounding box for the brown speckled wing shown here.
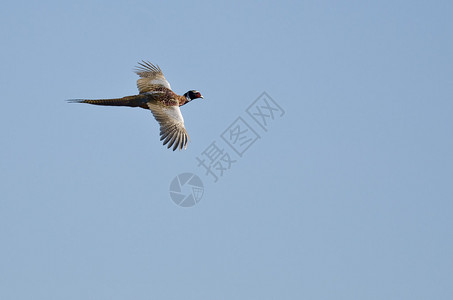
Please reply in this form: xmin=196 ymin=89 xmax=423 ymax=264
xmin=134 ymin=61 xmax=172 ymax=93
xmin=147 ymin=102 xmax=190 ymax=151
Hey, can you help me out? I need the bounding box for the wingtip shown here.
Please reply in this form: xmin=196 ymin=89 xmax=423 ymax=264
xmin=134 ymin=60 xmax=162 ymax=75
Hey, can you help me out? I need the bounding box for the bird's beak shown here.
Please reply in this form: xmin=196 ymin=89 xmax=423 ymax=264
xmin=200 ymin=96 xmax=204 ymax=99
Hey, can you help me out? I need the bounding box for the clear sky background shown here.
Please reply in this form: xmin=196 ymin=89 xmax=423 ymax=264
xmin=1 ymin=0 xmax=452 ymax=299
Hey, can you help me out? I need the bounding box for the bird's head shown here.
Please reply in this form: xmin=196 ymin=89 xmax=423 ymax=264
xmin=184 ymin=90 xmax=204 ymax=102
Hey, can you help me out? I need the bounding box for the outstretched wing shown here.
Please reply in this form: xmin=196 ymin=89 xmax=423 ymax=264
xmin=147 ymin=102 xmax=190 ymax=151
xmin=134 ymin=61 xmax=171 ymax=93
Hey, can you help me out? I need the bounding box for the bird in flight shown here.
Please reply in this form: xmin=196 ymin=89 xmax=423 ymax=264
xmin=69 ymin=61 xmax=204 ymax=151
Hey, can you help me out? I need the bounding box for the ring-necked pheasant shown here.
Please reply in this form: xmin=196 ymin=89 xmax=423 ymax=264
xmin=68 ymin=61 xmax=204 ymax=151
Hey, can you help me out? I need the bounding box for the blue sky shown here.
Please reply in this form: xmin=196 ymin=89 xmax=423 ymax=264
xmin=1 ymin=0 xmax=452 ymax=299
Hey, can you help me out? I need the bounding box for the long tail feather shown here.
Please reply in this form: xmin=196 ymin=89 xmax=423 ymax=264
xmin=67 ymin=95 xmax=148 ymax=108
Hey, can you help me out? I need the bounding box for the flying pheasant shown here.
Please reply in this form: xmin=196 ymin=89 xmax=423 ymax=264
xmin=69 ymin=61 xmax=204 ymax=151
